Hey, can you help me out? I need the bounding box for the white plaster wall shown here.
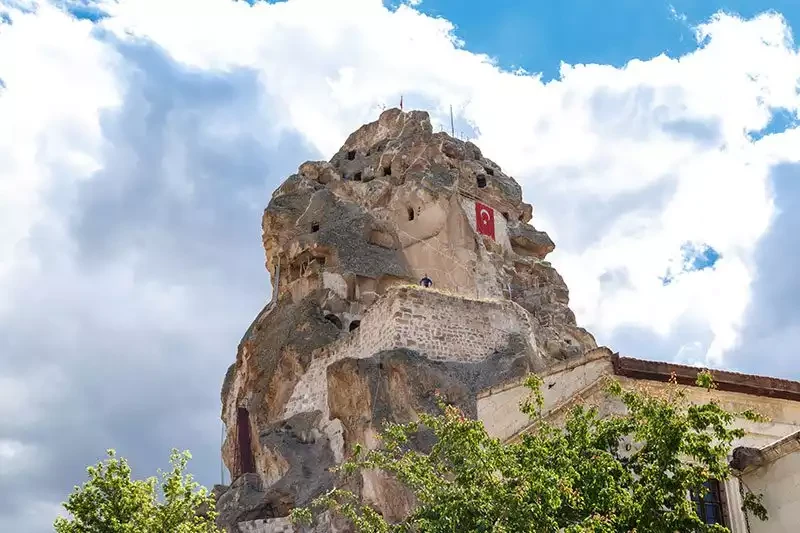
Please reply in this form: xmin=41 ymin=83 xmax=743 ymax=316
xmin=614 ymin=377 xmax=800 ymax=449
xmin=459 ymin=196 xmax=512 ymax=251
xmin=743 ymin=451 xmax=800 ymax=533
xmin=478 ymin=352 xmax=614 ymax=441
xmin=479 ymin=352 xmax=800 ymax=451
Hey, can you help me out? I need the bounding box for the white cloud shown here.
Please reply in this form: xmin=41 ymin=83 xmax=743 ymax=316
xmin=2 ymin=0 xmax=799 ymax=368
xmin=0 ymin=1 xmax=121 ymax=310
xmin=0 ymin=3 xmax=799 ymax=529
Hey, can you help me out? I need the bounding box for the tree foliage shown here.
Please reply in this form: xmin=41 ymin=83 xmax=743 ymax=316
xmin=294 ymin=372 xmax=768 ymax=532
xmin=54 ymin=449 xmax=222 ymax=533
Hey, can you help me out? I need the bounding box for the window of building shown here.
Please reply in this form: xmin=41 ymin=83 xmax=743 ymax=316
xmin=477 ymin=175 xmax=487 ymax=188
xmin=407 ymin=207 xmax=415 ymax=221
xmin=347 ymin=150 xmax=356 ymax=160
xmin=691 ymin=480 xmax=727 ymax=527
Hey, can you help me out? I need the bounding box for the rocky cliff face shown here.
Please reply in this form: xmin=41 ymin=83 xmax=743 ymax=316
xmin=215 ymin=109 xmax=596 ymax=532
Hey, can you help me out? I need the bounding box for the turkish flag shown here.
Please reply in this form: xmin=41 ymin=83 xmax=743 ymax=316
xmin=475 ymin=201 xmax=495 ymax=240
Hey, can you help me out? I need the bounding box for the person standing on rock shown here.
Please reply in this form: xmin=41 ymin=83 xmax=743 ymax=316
xmin=420 ymin=274 xmax=433 ymax=288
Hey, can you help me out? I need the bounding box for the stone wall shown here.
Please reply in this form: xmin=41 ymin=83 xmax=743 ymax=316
xmin=389 ymin=287 xmax=533 ymax=363
xmin=478 ymin=348 xmax=613 ymax=441
xmin=238 ymin=517 xmax=294 ymax=533
xmin=282 ymin=294 xmax=398 ymax=419
xmin=282 ymin=286 xmax=537 ymax=419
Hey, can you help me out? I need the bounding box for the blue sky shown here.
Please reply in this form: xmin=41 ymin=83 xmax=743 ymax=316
xmin=394 ymin=1 xmax=799 ymax=76
xmin=0 ymin=1 xmax=799 ymax=531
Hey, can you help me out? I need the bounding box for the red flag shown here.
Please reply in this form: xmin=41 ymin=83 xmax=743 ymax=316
xmin=475 ymin=202 xmax=495 ymax=240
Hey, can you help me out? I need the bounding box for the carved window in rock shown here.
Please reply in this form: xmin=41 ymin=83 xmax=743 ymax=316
xmin=349 ymin=320 xmax=361 ymax=332
xmin=347 ymin=150 xmax=356 ymax=160
xmin=325 ymin=313 xmax=343 ymax=329
xmin=353 ymin=171 xmax=362 ymax=182
xmin=234 ymin=407 xmax=255 ymax=479
xmin=382 ymin=165 xmax=392 ymax=177
xmin=477 ymin=175 xmax=487 ymax=188
xmin=691 ymin=480 xmax=727 ymax=527
xmin=484 ymin=167 xmax=495 ymax=176
xmin=407 ymin=207 xmax=415 ymax=221
xmin=311 ymin=222 xmax=320 ymax=233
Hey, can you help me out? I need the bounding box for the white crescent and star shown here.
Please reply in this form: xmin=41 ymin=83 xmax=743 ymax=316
xmin=479 ymin=207 xmax=492 ymax=226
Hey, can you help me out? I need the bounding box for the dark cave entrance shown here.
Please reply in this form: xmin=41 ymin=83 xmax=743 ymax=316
xmin=236 ymin=407 xmax=255 ymax=477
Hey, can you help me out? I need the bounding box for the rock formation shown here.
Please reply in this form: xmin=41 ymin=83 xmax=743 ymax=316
xmin=215 ymin=108 xmax=597 ymax=532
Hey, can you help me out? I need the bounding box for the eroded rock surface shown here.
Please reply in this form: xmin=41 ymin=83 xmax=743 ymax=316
xmin=217 ymin=109 xmax=596 ymax=532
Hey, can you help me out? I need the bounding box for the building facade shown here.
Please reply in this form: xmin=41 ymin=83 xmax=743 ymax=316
xmin=478 ymin=348 xmax=800 ymax=532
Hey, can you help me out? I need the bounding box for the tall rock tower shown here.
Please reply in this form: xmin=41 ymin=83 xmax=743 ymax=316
xmin=216 ymin=109 xmax=597 ymax=532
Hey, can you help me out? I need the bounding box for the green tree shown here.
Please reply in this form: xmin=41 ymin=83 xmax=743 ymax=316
xmin=54 ymin=449 xmax=222 ymax=533
xmin=294 ymin=372 xmax=768 ymax=532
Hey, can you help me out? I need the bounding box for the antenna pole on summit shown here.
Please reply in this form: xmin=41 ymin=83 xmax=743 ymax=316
xmin=450 ymin=104 xmax=455 ymax=136
xmin=400 ymin=95 xmax=403 ymax=111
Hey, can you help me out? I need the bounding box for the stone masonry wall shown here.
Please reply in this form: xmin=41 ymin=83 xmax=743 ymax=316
xmin=389 ymin=288 xmax=532 ymax=363
xmin=238 ymin=517 xmax=294 ymax=533
xmin=282 ymin=286 xmax=537 ymax=420
xmin=281 ymin=294 xmax=398 ymax=419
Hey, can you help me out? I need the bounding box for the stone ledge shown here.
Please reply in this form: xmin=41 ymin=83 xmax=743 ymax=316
xmin=611 ymin=353 xmax=800 ymax=402
xmin=477 ymin=346 xmax=614 ymax=400
xmin=732 ymin=430 xmax=800 ymax=474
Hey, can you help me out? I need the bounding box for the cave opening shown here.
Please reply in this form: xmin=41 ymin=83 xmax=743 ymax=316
xmin=325 ymin=314 xmax=343 ymax=329
xmin=236 ymin=407 xmax=255 ymax=478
